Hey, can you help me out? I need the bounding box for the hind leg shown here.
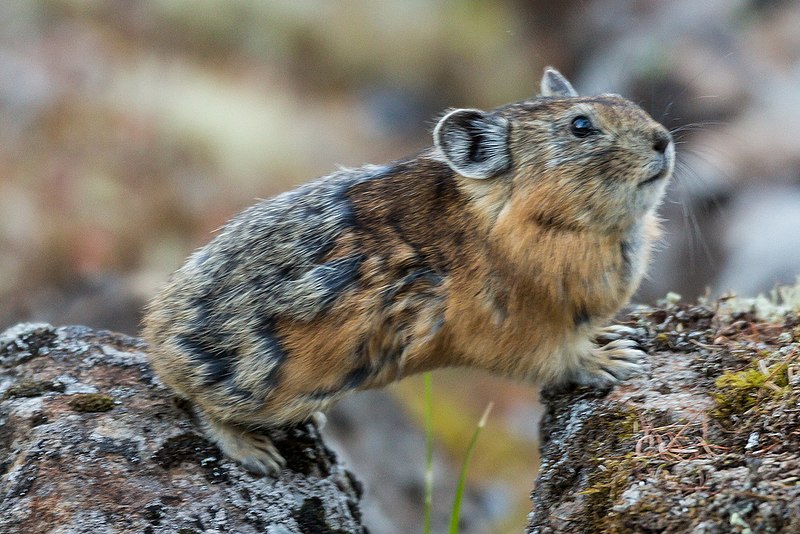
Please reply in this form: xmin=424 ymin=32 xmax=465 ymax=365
xmin=201 ymin=415 xmax=286 ymax=476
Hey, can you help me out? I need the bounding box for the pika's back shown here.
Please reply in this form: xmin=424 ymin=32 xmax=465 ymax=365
xmin=146 ymin=157 xmax=481 ymax=321
xmin=143 ymin=157 xmax=483 ymax=412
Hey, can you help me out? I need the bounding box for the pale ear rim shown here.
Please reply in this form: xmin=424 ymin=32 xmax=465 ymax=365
xmin=540 ymin=66 xmax=579 ymax=98
xmin=433 ymin=108 xmax=510 ymax=180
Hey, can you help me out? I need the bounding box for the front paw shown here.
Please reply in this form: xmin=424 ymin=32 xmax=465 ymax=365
xmin=572 ymin=337 xmax=645 ymax=388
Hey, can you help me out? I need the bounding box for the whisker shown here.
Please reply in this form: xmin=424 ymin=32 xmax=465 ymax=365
xmin=668 ymin=148 xmax=730 ymax=282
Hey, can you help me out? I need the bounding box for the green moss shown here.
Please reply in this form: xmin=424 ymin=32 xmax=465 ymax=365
xmin=579 ymin=406 xmax=644 ymax=531
xmin=580 ymin=452 xmax=639 ymax=497
xmin=3 ymin=380 xmax=65 ymax=400
xmin=68 ymin=393 xmax=115 ymax=412
xmin=582 ymin=453 xmax=651 ymax=533
xmin=712 ymin=363 xmax=789 ymax=419
xmin=588 ymin=406 xmax=640 ymax=443
xmin=607 ymin=408 xmax=638 ymax=442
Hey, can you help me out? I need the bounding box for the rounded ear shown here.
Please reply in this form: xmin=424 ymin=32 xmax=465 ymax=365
xmin=433 ymin=108 xmax=510 ymax=179
xmin=540 ymin=66 xmax=578 ymax=98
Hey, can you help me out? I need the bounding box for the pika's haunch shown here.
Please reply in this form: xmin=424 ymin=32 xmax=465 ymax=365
xmin=143 ymin=68 xmax=675 ymax=475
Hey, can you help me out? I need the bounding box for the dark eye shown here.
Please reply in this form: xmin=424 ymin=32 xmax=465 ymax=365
xmin=570 ymin=116 xmax=595 ymax=138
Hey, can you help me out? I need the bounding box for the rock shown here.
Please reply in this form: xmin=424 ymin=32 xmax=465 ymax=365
xmin=528 ymin=302 xmax=800 ymax=533
xmin=0 ymin=323 xmax=365 ymax=534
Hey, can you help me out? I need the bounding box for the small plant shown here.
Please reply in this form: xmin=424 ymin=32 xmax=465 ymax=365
xmin=423 ymin=372 xmax=434 ymax=534
xmin=422 ymin=371 xmax=493 ymax=534
xmin=449 ymin=401 xmax=493 ymax=534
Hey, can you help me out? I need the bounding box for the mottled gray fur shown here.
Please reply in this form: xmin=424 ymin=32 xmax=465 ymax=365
xmin=149 ymin=165 xmax=390 ymax=389
xmin=181 ymin=165 xmax=386 ymax=313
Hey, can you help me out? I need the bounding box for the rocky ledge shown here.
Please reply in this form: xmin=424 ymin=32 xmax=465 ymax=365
xmin=0 ymin=323 xmax=365 ymax=534
xmin=529 ymin=296 xmax=800 ymax=533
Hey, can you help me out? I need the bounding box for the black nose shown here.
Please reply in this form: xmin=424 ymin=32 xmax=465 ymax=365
xmin=652 ymin=130 xmax=671 ymax=154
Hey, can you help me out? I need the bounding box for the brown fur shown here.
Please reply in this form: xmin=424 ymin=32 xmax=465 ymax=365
xmin=142 ymin=68 xmax=674 ymax=475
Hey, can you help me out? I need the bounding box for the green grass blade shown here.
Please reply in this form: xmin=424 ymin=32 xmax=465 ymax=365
xmin=423 ymin=372 xmax=434 ymax=534
xmin=448 ymin=402 xmax=493 ymax=534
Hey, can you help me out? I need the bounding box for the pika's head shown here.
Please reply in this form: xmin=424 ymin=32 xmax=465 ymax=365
xmin=434 ymin=67 xmax=674 ymax=231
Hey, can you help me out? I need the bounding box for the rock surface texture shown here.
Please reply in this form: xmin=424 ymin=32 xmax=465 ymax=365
xmin=0 ymin=323 xmax=365 ymax=534
xmin=528 ymin=300 xmax=800 ymax=533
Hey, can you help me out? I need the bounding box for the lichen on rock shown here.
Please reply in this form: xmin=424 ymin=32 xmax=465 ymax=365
xmin=0 ymin=323 xmax=365 ymax=534
xmin=529 ymin=298 xmax=800 ymax=533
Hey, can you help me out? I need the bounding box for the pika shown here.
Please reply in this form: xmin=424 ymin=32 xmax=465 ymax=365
xmin=143 ymin=68 xmax=674 ymax=475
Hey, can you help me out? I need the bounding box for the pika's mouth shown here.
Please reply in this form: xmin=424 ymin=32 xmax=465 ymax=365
xmin=639 ymin=169 xmax=667 ymax=187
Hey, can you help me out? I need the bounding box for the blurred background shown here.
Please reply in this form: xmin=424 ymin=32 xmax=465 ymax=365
xmin=2 ymin=0 xmax=800 ymax=531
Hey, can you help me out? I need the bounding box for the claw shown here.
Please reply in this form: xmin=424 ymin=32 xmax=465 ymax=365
xmin=571 ymin=330 xmax=647 ymax=388
xmin=201 ymin=417 xmax=286 ymax=476
xmin=604 ymin=338 xmax=639 ymax=350
xmin=594 ymin=324 xmax=639 ymax=343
